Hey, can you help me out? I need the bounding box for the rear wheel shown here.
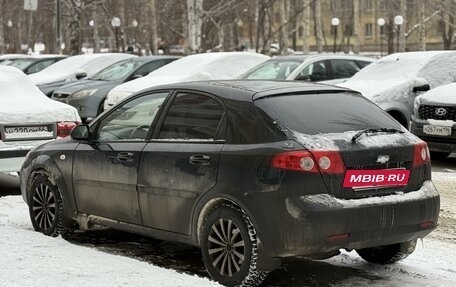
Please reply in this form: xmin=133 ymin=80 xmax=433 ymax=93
xmin=356 ymin=240 xmax=417 ymax=264
xmin=28 ymin=174 xmax=73 ymax=238
xmin=201 ymin=205 xmax=268 ymax=287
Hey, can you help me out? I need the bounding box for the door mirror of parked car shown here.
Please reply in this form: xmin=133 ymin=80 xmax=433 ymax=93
xmin=71 ymin=124 xmax=90 ymax=140
xmin=75 ymin=70 xmax=88 ymax=80
xmin=413 ymin=84 xmax=430 ymax=93
xmin=132 ymin=74 xmax=143 ymax=80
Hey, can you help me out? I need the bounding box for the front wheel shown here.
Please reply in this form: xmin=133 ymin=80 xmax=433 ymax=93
xmin=28 ymin=174 xmax=73 ymax=238
xmin=201 ymin=205 xmax=268 ymax=287
xmin=356 ymin=240 xmax=417 ymax=264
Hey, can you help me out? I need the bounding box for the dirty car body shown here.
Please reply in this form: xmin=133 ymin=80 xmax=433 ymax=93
xmin=21 ymin=80 xmax=440 ymax=286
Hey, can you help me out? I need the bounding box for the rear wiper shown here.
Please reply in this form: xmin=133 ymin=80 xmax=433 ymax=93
xmin=351 ymin=128 xmax=404 ymax=142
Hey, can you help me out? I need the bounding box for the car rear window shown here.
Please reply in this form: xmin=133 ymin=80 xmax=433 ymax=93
xmin=254 ymin=93 xmax=401 ymax=135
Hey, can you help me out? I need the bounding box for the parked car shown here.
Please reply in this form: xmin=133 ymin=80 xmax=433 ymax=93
xmin=104 ymin=52 xmax=269 ymax=109
xmin=412 ymin=83 xmax=456 ymax=159
xmin=0 ymin=54 xmax=29 ymax=65
xmin=29 ymin=53 xmax=136 ymax=96
xmin=340 ymin=51 xmax=456 ymax=128
xmin=7 ymin=55 xmax=67 ymax=74
xmin=0 ymin=66 xmax=80 ymax=173
xmin=51 ymin=56 xmax=180 ymax=122
xmin=240 ymin=54 xmax=375 ymax=84
xmin=21 ymin=80 xmax=439 ymax=287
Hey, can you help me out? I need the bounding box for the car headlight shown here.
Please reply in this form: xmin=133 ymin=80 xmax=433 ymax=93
xmin=71 ymin=89 xmax=98 ymax=99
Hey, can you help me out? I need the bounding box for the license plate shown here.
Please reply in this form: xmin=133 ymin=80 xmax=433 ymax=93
xmin=343 ymin=169 xmax=410 ymax=189
xmin=423 ymin=125 xmax=452 ymax=136
xmin=4 ymin=125 xmax=53 ymax=140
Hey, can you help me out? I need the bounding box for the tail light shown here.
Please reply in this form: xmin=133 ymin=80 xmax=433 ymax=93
xmin=413 ymin=141 xmax=430 ymax=167
xmin=57 ymin=121 xmax=79 ymax=138
xmin=272 ymin=150 xmax=345 ymax=174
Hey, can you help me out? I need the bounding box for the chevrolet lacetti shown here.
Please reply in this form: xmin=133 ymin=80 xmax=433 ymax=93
xmin=20 ymin=80 xmax=440 ymax=286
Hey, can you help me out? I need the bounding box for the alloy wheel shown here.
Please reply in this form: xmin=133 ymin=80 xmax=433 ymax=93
xmin=31 ymin=182 xmax=57 ymax=231
xmin=207 ymin=218 xmax=246 ymax=277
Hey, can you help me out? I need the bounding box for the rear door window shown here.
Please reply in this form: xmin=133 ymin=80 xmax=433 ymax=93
xmin=329 ymin=59 xmax=362 ymax=79
xmin=158 ymin=93 xmax=224 ymax=140
xmin=254 ymin=93 xmax=401 ymax=135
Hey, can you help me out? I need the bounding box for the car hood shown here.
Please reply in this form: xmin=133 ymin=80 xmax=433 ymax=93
xmin=54 ymin=79 xmax=119 ymax=95
xmin=340 ymin=78 xmax=427 ymax=103
xmin=415 ymin=83 xmax=456 ymax=106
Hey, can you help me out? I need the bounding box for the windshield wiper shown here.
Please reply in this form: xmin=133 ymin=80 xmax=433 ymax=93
xmin=351 ymin=128 xmax=404 ymax=142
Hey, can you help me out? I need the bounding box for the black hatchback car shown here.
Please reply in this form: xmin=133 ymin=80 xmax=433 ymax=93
xmin=21 ymin=80 xmax=439 ymax=287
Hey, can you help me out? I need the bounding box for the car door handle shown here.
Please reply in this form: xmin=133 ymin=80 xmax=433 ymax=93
xmin=189 ymin=155 xmax=211 ymax=166
xmin=116 ymin=152 xmax=134 ymax=162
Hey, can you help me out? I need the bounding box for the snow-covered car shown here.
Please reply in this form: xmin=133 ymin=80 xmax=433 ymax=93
xmin=340 ymin=51 xmax=456 ymax=128
xmin=7 ymin=55 xmax=67 ymax=74
xmin=29 ymin=53 xmax=136 ymax=96
xmin=0 ymin=66 xmax=81 ymax=173
xmin=104 ymin=52 xmax=269 ymax=110
xmin=241 ymin=54 xmax=375 ymax=85
xmin=0 ymin=54 xmax=30 ymax=65
xmin=51 ymin=56 xmax=180 ymax=122
xmin=412 ymin=83 xmax=456 ymax=159
xmin=20 ymin=80 xmax=439 ymax=287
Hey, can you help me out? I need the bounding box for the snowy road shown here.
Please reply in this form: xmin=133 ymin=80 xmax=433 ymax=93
xmin=1 ymin=160 xmax=456 ymax=286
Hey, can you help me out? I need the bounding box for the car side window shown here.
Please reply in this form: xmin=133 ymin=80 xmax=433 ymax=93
xmin=96 ymin=92 xmax=168 ymax=141
xmin=26 ymin=59 xmax=56 ymax=74
xmin=330 ymin=59 xmax=361 ymax=79
xmin=158 ymin=93 xmax=224 ymax=140
xmin=132 ymin=60 xmax=167 ymax=78
xmin=295 ymin=60 xmax=328 ymax=81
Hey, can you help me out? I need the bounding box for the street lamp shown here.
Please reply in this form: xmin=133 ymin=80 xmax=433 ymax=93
xmin=6 ymin=20 xmax=13 ymax=52
xmin=377 ymin=18 xmax=385 ymax=56
xmin=111 ymin=17 xmax=121 ymax=52
xmin=89 ymin=20 xmax=95 ymax=27
xmin=331 ymin=17 xmax=340 ymax=54
xmin=394 ymin=15 xmax=404 ymax=53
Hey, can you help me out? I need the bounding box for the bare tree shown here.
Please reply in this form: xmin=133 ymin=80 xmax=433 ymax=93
xmin=352 ymin=0 xmax=360 ymax=54
xmin=438 ymin=0 xmax=456 ymax=50
xmin=278 ymin=0 xmax=288 ymax=54
xmin=301 ymin=0 xmax=310 ymax=53
xmin=418 ymin=0 xmax=426 ymax=51
xmin=398 ymin=0 xmax=406 ymax=52
xmin=146 ymin=0 xmax=158 ymax=54
xmin=314 ymin=0 xmax=323 ymax=53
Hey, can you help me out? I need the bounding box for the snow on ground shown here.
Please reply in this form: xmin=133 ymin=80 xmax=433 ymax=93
xmin=0 ymin=196 xmax=219 ymax=287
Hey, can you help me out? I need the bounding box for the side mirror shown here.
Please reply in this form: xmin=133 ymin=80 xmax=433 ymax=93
xmin=75 ymin=70 xmax=88 ymax=80
xmin=131 ymin=74 xmax=143 ymax=80
xmin=413 ymin=84 xmax=430 ymax=93
xmin=71 ymin=124 xmax=90 ymax=140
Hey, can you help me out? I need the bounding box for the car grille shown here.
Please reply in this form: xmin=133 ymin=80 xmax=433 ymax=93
xmin=418 ymin=105 xmax=456 ymax=121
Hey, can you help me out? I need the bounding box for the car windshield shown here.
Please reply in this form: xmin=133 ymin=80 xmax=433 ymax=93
xmin=91 ymin=60 xmax=139 ymax=81
xmin=242 ymin=60 xmax=302 ymax=80
xmin=255 ymin=93 xmax=401 ymax=135
xmin=8 ymin=59 xmax=36 ymax=70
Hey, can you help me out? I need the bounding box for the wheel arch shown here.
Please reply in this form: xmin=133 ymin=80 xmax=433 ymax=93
xmin=25 ymin=158 xmax=78 ymax=224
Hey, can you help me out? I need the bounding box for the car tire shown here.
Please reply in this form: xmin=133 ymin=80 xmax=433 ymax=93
xmin=356 ymin=240 xmax=417 ymax=264
xmin=201 ymin=204 xmax=268 ymax=287
xmin=430 ymin=151 xmax=450 ymax=160
xmin=28 ymin=174 xmax=73 ymax=238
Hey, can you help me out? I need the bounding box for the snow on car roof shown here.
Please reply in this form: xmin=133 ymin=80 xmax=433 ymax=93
xmin=340 ymin=51 xmax=456 ymax=101
xmin=0 ymin=66 xmax=79 ymax=124
xmin=28 ymin=53 xmax=135 ymax=85
xmin=110 ymin=52 xmax=270 ymax=94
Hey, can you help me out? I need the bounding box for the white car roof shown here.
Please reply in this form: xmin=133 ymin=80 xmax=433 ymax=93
xmin=110 ymin=52 xmax=270 ymax=94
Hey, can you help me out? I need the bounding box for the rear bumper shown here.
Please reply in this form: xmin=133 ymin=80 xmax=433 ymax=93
xmin=411 ymin=116 xmax=456 ymax=152
xmin=250 ymin=181 xmax=440 ymax=260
